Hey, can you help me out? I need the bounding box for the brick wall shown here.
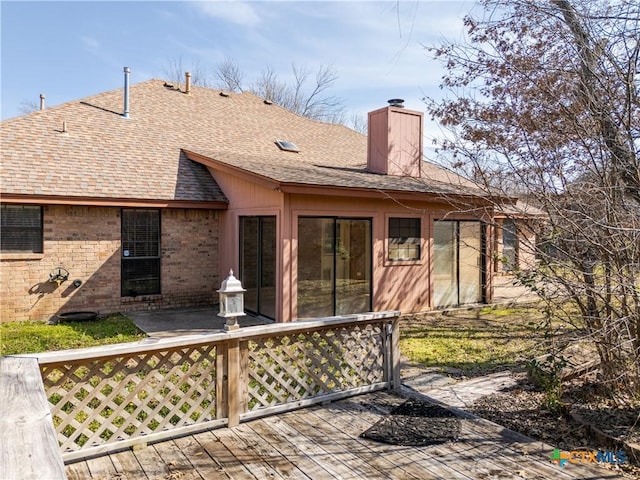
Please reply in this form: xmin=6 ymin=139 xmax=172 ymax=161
xmin=0 ymin=205 xmax=220 ymax=323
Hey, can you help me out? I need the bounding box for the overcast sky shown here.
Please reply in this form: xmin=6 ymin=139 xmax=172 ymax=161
xmin=1 ymin=1 xmax=475 ymax=139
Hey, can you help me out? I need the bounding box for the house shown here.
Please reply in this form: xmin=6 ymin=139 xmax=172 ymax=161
xmin=1 ymin=71 xmax=511 ymax=323
xmin=494 ymin=200 xmax=545 ymax=274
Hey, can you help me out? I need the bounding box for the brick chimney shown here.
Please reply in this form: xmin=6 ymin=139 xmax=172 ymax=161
xmin=367 ymin=99 xmax=423 ymax=177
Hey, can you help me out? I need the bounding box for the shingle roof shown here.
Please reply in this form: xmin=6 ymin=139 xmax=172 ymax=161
xmin=1 ymin=79 xmax=484 ymax=203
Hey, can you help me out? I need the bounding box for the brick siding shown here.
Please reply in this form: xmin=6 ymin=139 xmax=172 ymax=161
xmin=0 ymin=205 xmax=220 ymax=323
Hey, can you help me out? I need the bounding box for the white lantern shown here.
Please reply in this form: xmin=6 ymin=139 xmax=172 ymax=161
xmin=217 ymin=269 xmax=246 ymax=330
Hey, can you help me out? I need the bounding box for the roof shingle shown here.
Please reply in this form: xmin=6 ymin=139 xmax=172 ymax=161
xmin=1 ymin=79 xmax=483 ymax=203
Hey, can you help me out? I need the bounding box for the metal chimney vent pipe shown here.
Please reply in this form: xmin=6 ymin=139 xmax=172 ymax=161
xmin=39 ymin=94 xmax=46 ymax=111
xmin=185 ymin=72 xmax=191 ymax=94
xmin=123 ymin=67 xmax=131 ymax=118
xmin=387 ymin=98 xmax=405 ymax=108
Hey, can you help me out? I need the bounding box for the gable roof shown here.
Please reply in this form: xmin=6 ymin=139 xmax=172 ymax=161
xmin=1 ymin=79 xmax=486 ymax=205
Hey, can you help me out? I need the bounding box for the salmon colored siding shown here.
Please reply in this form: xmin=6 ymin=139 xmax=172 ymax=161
xmin=367 ymin=106 xmax=423 ymax=177
xmin=209 ymin=168 xmax=285 ymax=320
xmin=209 ymin=168 xmax=489 ymax=322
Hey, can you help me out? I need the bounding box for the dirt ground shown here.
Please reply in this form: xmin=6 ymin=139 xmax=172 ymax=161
xmin=470 ymin=373 xmax=640 ymax=478
xmin=401 ymin=306 xmax=640 ymax=478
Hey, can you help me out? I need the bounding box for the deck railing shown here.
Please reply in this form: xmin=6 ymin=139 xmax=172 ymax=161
xmin=7 ymin=311 xmax=400 ymax=465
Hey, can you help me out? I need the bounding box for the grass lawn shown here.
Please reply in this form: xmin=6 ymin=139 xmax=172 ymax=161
xmin=400 ymin=304 xmax=575 ymax=376
xmin=0 ymin=313 xmax=146 ymax=356
xmin=2 ymin=304 xmax=575 ymax=378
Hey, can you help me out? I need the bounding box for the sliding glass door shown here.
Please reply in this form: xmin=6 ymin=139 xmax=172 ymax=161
xmin=239 ymin=216 xmax=276 ymax=319
xmin=297 ymin=217 xmax=372 ymax=318
xmin=433 ymin=220 xmax=484 ymax=308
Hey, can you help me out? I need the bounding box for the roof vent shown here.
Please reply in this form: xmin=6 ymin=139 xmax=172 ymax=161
xmin=185 ymin=72 xmax=191 ymax=95
xmin=263 ymin=99 xmax=273 ymax=105
xmin=275 ymin=140 xmax=299 ymax=153
xmin=219 ymin=91 xmax=230 ymax=97
xmin=39 ymin=94 xmax=46 ymax=111
xmin=123 ymin=67 xmax=131 ymax=119
xmin=387 ymin=98 xmax=405 ymax=108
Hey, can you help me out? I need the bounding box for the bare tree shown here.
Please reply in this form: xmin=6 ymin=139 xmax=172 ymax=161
xmin=250 ymin=63 xmax=346 ymax=123
xmin=251 ymin=65 xmax=290 ymax=107
xmin=18 ymin=99 xmax=39 ymax=115
xmin=166 ymin=57 xmax=346 ymax=123
xmin=214 ymin=57 xmax=244 ymax=92
xmin=425 ymin=0 xmax=640 ymax=399
xmin=348 ymin=112 xmax=368 ymax=134
xmin=164 ymin=57 xmax=211 ymax=88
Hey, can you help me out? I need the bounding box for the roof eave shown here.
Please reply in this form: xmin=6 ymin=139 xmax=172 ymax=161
xmin=279 ymin=182 xmax=496 ymax=205
xmin=0 ymin=193 xmax=228 ymax=210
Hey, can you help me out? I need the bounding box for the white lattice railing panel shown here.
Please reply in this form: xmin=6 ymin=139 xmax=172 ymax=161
xmin=41 ymin=344 xmax=217 ymax=453
xmin=246 ymin=323 xmax=386 ymax=411
xmin=28 ymin=312 xmax=400 ymax=460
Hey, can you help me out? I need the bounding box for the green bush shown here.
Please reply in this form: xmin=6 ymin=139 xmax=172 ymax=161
xmin=527 ymin=354 xmax=567 ymax=412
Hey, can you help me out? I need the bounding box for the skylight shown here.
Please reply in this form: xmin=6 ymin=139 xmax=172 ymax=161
xmin=275 ymin=140 xmax=299 ymax=152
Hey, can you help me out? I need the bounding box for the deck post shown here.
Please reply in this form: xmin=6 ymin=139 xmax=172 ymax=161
xmin=227 ymin=338 xmax=241 ymax=427
xmin=216 ymin=342 xmax=228 ymax=420
xmin=391 ymin=316 xmax=401 ymax=390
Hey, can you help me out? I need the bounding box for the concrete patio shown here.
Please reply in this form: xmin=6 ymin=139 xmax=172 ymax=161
xmin=127 ymin=307 xmax=272 ymax=338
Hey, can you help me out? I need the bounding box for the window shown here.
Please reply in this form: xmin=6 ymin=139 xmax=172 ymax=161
xmin=121 ymin=209 xmax=160 ymax=296
xmin=502 ymin=218 xmax=518 ymax=272
xmin=388 ymin=217 xmax=421 ymax=261
xmin=1 ymin=205 xmax=43 ymax=253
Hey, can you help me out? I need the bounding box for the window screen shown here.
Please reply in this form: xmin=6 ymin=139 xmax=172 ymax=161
xmin=388 ymin=217 xmax=421 ymax=261
xmin=121 ymin=209 xmax=160 ymax=296
xmin=1 ymin=205 xmax=43 ymax=253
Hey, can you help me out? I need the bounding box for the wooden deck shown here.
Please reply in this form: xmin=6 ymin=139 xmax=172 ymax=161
xmin=66 ymin=389 xmax=621 ymax=480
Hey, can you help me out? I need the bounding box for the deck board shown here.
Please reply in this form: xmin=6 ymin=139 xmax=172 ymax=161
xmin=64 ymin=460 xmax=92 ymax=480
xmin=172 ymin=435 xmax=228 ymax=479
xmin=231 ymin=422 xmax=310 ymax=479
xmin=248 ymin=418 xmax=330 ymax=479
xmin=68 ymin=390 xmax=624 ymax=480
xmin=131 ymin=442 xmax=172 ymax=479
xmin=151 ymin=439 xmax=203 ymax=480
xmin=283 ymin=406 xmax=384 ymax=479
xmin=110 ymin=449 xmax=148 ymax=480
xmin=312 ymin=394 xmax=472 ymax=480
xmin=85 ymin=451 xmax=117 ymax=479
xmin=261 ymin=413 xmax=356 ymax=479
xmin=306 ymin=403 xmax=433 ymax=479
xmin=191 ymin=431 xmax=254 ymax=479
xmin=212 ymin=427 xmax=288 ymax=479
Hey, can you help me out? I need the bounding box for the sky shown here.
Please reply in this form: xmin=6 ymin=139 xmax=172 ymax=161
xmin=1 ymin=1 xmax=476 ymax=139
